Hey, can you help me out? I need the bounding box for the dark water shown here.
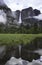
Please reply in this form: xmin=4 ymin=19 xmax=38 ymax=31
xmin=5 ymin=56 xmax=42 ymax=65
xmin=0 ymin=45 xmax=41 ymax=65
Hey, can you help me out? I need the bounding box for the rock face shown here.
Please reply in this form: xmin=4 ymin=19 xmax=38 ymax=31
xmin=13 ymin=7 xmax=41 ymax=26
xmin=22 ymin=17 xmax=38 ymax=26
xmin=21 ymin=7 xmax=41 ymax=27
xmin=21 ymin=7 xmax=35 ymax=26
xmin=0 ymin=0 xmax=15 ymax=27
xmin=0 ymin=0 xmax=41 ymax=28
xmin=34 ymin=9 xmax=41 ymax=16
xmin=0 ymin=0 xmax=7 ymax=8
xmin=21 ymin=7 xmax=35 ymax=21
xmin=12 ymin=7 xmax=41 ymax=27
xmin=15 ymin=10 xmax=20 ymax=22
xmin=12 ymin=10 xmax=22 ymax=27
xmin=0 ymin=1 xmax=41 ymax=28
xmin=0 ymin=0 xmax=11 ymax=13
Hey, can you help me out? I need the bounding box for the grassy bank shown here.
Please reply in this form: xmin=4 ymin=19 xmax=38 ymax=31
xmin=0 ymin=34 xmax=42 ymax=45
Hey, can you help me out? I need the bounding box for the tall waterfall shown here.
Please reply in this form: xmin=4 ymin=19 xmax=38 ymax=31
xmin=18 ymin=12 xmax=22 ymax=24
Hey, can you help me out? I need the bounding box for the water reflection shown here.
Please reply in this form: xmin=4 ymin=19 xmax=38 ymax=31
xmin=5 ymin=56 xmax=42 ymax=65
xmin=5 ymin=57 xmax=29 ymax=65
xmin=0 ymin=45 xmax=42 ymax=65
xmin=34 ymin=49 xmax=42 ymax=55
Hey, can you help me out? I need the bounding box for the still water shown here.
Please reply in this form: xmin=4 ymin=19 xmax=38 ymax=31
xmin=5 ymin=49 xmax=42 ymax=65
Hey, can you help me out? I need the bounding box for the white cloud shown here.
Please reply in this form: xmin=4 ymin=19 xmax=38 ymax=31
xmin=4 ymin=0 xmax=42 ymax=12
xmin=34 ymin=14 xmax=42 ymax=20
xmin=0 ymin=10 xmax=7 ymax=24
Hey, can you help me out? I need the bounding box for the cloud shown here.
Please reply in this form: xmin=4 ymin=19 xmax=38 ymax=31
xmin=4 ymin=0 xmax=42 ymax=12
xmin=33 ymin=14 xmax=42 ymax=20
xmin=0 ymin=10 xmax=7 ymax=24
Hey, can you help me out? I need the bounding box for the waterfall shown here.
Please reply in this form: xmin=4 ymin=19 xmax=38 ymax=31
xmin=18 ymin=12 xmax=22 ymax=24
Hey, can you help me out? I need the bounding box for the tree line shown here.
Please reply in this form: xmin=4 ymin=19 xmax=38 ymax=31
xmin=0 ymin=22 xmax=42 ymax=34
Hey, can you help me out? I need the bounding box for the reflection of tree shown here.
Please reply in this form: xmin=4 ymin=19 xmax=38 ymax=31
xmin=33 ymin=23 xmax=38 ymax=34
xmin=0 ymin=23 xmax=5 ymax=33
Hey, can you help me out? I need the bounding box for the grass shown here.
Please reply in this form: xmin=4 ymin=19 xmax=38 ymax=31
xmin=0 ymin=34 xmax=42 ymax=45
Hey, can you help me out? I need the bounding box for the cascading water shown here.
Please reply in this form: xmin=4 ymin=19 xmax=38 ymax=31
xmin=18 ymin=12 xmax=22 ymax=24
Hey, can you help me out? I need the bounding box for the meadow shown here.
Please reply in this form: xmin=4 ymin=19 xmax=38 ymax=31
xmin=0 ymin=34 xmax=42 ymax=45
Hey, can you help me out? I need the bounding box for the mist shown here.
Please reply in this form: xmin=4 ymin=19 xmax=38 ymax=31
xmin=0 ymin=10 xmax=7 ymax=24
xmin=33 ymin=14 xmax=42 ymax=20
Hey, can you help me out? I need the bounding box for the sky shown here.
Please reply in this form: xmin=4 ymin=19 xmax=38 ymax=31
xmin=4 ymin=0 xmax=42 ymax=13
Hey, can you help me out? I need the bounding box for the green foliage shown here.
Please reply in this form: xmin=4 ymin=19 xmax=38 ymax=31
xmin=0 ymin=22 xmax=42 ymax=34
